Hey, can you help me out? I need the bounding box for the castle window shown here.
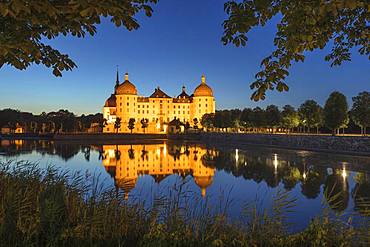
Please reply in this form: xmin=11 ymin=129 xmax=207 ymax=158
xmin=160 ymin=100 xmax=162 ymax=103
xmin=127 ymin=103 xmax=129 ymax=106
xmin=120 ymin=103 xmax=122 ymax=106
xmin=183 ymin=111 xmax=185 ymax=114
xmin=206 ymin=99 xmax=208 ymax=101
xmin=147 ymin=105 xmax=149 ymax=108
xmin=178 ymin=105 xmax=180 ymax=109
xmin=188 ymin=111 xmax=190 ymax=114
xmin=206 ymin=104 xmax=208 ymax=107
xmin=147 ymin=110 xmax=149 ymax=114
xmin=178 ymin=111 xmax=180 ymax=114
xmin=199 ymin=104 xmax=201 ymax=107
xmin=174 ymin=111 xmax=176 ymax=114
xmin=199 ymin=110 xmax=201 ymax=113
xmin=127 ymin=97 xmax=129 ymax=100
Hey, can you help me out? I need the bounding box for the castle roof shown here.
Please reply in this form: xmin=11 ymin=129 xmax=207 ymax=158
xmin=116 ymin=73 xmax=137 ymax=95
xmin=150 ymin=87 xmax=171 ymax=98
xmin=193 ymin=75 xmax=213 ymax=97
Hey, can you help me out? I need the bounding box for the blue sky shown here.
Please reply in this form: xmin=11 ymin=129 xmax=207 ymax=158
xmin=0 ymin=0 xmax=368 ymax=115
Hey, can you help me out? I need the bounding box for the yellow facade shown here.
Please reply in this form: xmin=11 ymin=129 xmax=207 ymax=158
xmin=103 ymin=73 xmax=216 ymax=133
xmin=102 ymin=143 xmax=216 ymax=199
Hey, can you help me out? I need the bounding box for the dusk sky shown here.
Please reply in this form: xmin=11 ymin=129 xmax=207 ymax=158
xmin=0 ymin=0 xmax=368 ymax=115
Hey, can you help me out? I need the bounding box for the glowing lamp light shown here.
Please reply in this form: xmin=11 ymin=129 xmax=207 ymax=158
xmin=303 ymin=172 xmax=307 ymax=180
xmin=235 ymin=149 xmax=239 ymax=164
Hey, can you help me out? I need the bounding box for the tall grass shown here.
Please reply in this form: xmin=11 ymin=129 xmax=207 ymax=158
xmin=0 ymin=160 xmax=368 ymax=247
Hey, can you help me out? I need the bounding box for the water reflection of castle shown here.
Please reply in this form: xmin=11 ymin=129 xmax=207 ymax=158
xmin=102 ymin=143 xmax=216 ymax=199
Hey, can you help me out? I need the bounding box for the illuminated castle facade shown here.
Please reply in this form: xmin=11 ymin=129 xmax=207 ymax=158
xmin=103 ymin=72 xmax=215 ymax=133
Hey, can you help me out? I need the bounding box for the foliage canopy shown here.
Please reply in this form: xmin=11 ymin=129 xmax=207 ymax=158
xmin=0 ymin=0 xmax=157 ymax=76
xmin=223 ymin=0 xmax=369 ymax=100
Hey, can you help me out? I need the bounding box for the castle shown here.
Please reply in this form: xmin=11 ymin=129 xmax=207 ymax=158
xmin=103 ymin=71 xmax=215 ymax=133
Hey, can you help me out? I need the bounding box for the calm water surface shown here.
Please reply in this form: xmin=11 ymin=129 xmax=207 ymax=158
xmin=1 ymin=139 xmax=369 ymax=230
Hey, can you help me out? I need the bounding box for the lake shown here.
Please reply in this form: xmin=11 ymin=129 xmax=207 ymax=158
xmin=1 ymin=139 xmax=369 ymax=231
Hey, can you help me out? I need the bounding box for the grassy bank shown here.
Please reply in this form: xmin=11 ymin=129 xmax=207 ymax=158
xmin=0 ymin=161 xmax=368 ymax=247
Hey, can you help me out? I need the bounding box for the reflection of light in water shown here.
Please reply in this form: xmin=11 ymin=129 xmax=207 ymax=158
xmin=273 ymin=154 xmax=278 ymax=174
xmin=235 ymin=149 xmax=239 ymax=164
xmin=108 ymin=149 xmax=115 ymax=158
xmin=303 ymin=172 xmax=307 ymax=180
xmin=342 ymin=166 xmax=347 ymax=180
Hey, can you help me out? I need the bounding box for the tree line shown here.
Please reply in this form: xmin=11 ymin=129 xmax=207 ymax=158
xmin=201 ymin=91 xmax=370 ymax=135
xmin=0 ymin=109 xmax=103 ymax=133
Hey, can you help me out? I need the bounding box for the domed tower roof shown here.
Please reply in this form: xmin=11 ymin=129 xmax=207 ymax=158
xmin=104 ymin=94 xmax=117 ymax=107
xmin=194 ymin=176 xmax=213 ymax=198
xmin=193 ymin=75 xmax=213 ymax=97
xmin=116 ymin=73 xmax=137 ymax=95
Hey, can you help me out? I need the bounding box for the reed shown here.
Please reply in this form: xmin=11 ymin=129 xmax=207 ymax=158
xmin=0 ymin=160 xmax=368 ymax=247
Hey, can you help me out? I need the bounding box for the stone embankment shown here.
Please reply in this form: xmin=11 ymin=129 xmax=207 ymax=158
xmin=54 ymin=133 xmax=167 ymax=144
xmin=196 ymin=133 xmax=370 ymax=155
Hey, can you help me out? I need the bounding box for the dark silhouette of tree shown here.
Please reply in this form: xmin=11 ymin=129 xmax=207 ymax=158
xmin=222 ymin=1 xmax=369 ymax=100
xmin=240 ymin=108 xmax=253 ymax=129
xmin=201 ymin=113 xmax=215 ymax=130
xmin=324 ymin=92 xmax=348 ymax=135
xmin=250 ymin=107 xmax=266 ymax=131
xmin=351 ymin=91 xmax=370 ymax=135
xmin=114 ymin=118 xmax=121 ymax=133
xmin=281 ymin=105 xmax=299 ymax=133
xmin=193 ymin=118 xmax=199 ymax=130
xmin=298 ymin=100 xmax=323 ymax=133
xmin=128 ymin=118 xmax=136 ymax=134
xmin=184 ymin=121 xmax=191 ymax=133
xmin=1 ymin=0 xmax=158 ymax=76
xmin=265 ymin=105 xmax=281 ymax=132
xmin=140 ymin=118 xmax=149 ymax=133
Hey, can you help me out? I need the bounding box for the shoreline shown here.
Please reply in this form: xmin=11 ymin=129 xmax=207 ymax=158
xmin=1 ymin=132 xmax=370 ymax=156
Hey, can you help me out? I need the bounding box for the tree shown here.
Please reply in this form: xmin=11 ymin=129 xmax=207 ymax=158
xmin=281 ymin=105 xmax=299 ymax=133
xmin=240 ymin=108 xmax=253 ymax=129
xmin=193 ymin=118 xmax=199 ymax=130
xmin=0 ymin=0 xmax=158 ymax=76
xmin=222 ymin=1 xmax=369 ymax=101
xmin=351 ymin=91 xmax=370 ymax=135
xmin=140 ymin=118 xmax=149 ymax=133
xmin=250 ymin=107 xmax=266 ymax=131
xmin=324 ymin=92 xmax=348 ymax=135
xmin=298 ymin=100 xmax=323 ymax=133
xmin=114 ymin=117 xmax=121 ymax=133
xmin=128 ymin=118 xmax=136 ymax=134
xmin=265 ymin=105 xmax=281 ymax=132
xmin=184 ymin=121 xmax=191 ymax=132
xmin=201 ymin=113 xmax=215 ymax=130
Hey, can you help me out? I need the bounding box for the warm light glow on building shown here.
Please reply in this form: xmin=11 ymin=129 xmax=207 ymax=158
xmin=103 ymin=72 xmax=216 ymax=133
